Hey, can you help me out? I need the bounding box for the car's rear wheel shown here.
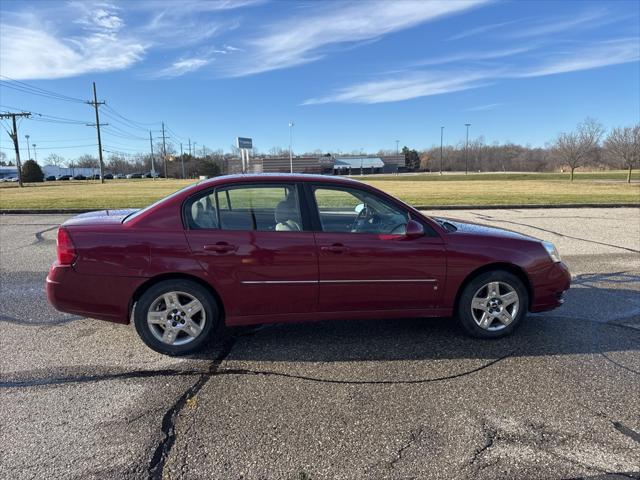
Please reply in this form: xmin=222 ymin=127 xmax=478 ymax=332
xmin=457 ymin=270 xmax=528 ymax=338
xmin=134 ymin=279 xmax=220 ymax=355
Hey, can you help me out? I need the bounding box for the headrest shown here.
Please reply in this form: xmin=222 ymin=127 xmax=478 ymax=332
xmin=275 ymin=200 xmax=297 ymax=223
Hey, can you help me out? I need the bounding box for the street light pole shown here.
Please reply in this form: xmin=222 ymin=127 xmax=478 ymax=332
xmin=25 ymin=135 xmax=31 ymax=160
xmin=440 ymin=126 xmax=444 ymax=175
xmin=32 ymin=144 xmax=37 ymax=163
xmin=289 ymin=122 xmax=294 ymax=173
xmin=464 ymin=123 xmax=471 ymax=175
xmin=395 ymin=139 xmax=399 ymax=157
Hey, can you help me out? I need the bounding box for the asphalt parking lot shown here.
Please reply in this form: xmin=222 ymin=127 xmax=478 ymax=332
xmin=1 ymin=208 xmax=639 ymax=480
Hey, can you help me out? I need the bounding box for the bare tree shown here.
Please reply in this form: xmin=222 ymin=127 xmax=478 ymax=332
xmin=551 ymin=118 xmax=604 ymax=181
xmin=75 ymin=154 xmax=99 ymax=168
xmin=44 ymin=153 xmax=65 ymax=167
xmin=604 ymin=125 xmax=640 ymax=183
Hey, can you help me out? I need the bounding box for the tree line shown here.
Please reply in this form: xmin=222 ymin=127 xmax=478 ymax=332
xmin=395 ymin=119 xmax=638 ymax=182
xmin=2 ymin=118 xmax=638 ymax=182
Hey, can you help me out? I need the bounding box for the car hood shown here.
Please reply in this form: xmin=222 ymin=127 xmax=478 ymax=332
xmin=63 ymin=208 xmax=139 ymax=226
xmin=434 ymin=217 xmax=540 ymax=242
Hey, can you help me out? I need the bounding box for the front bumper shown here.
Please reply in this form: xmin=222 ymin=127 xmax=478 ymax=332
xmin=530 ymin=261 xmax=571 ymax=312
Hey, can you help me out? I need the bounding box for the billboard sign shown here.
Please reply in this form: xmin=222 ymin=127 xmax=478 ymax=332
xmin=237 ymin=137 xmax=253 ymax=149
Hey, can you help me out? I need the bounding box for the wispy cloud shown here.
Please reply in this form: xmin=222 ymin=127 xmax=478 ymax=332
xmin=412 ymin=46 xmax=534 ymax=67
xmin=302 ymin=71 xmax=495 ymax=105
xmin=447 ymin=19 xmax=521 ymax=41
xmin=467 ymin=103 xmax=502 ymax=111
xmin=516 ymin=38 xmax=640 ymax=77
xmin=0 ymin=8 xmax=146 ymax=80
xmin=303 ymin=37 xmax=640 ymax=105
xmin=224 ymin=0 xmax=487 ymax=76
xmin=153 ymin=58 xmax=210 ymax=78
xmin=0 ymin=0 xmax=255 ymax=80
xmin=506 ymin=8 xmax=615 ymax=39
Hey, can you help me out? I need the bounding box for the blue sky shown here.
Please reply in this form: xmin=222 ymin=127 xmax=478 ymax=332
xmin=1 ymin=0 xmax=639 ymax=162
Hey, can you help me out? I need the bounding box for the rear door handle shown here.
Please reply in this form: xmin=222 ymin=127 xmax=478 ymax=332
xmin=321 ymin=243 xmax=349 ymax=253
xmin=203 ymin=242 xmax=237 ymax=253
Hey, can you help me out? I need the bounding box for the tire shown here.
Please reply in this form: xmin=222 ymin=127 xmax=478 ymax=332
xmin=134 ymin=279 xmax=220 ymax=356
xmin=457 ymin=270 xmax=528 ymax=339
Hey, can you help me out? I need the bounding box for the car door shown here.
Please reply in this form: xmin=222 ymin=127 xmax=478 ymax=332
xmin=184 ymin=183 xmax=318 ymax=319
xmin=309 ymin=184 xmax=446 ymax=313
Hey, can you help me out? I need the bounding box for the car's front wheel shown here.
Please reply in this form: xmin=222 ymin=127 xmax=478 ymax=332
xmin=457 ymin=270 xmax=528 ymax=338
xmin=134 ymin=279 xmax=220 ymax=355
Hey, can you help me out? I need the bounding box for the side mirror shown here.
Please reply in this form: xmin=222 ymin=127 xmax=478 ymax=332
xmin=404 ymin=220 xmax=424 ymax=239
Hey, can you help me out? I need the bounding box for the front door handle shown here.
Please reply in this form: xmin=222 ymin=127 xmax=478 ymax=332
xmin=203 ymin=242 xmax=237 ymax=253
xmin=321 ymin=243 xmax=349 ymax=253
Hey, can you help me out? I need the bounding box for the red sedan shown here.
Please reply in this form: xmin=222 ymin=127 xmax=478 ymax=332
xmin=46 ymin=174 xmax=570 ymax=355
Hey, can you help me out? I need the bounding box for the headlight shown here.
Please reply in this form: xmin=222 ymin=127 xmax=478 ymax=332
xmin=542 ymin=241 xmax=561 ymax=263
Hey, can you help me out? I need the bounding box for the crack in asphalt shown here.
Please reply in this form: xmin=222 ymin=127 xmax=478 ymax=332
xmin=213 ymin=352 xmax=513 ymax=385
xmin=600 ymin=351 xmax=640 ymax=376
xmin=146 ymin=335 xmax=238 ymax=480
xmin=0 ymin=313 xmax=83 ymax=326
xmin=0 ymin=351 xmax=515 ymax=390
xmin=388 ymin=427 xmax=424 ymax=468
xmin=33 ymin=225 xmax=58 ymax=244
xmin=612 ymin=422 xmax=640 ymax=445
xmin=470 ymin=422 xmax=498 ymax=467
xmin=471 ymin=213 xmax=640 ymax=254
xmin=0 ymin=368 xmax=205 ymax=389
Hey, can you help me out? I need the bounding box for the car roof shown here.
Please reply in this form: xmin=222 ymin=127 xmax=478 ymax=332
xmin=197 ymin=173 xmax=365 ymax=188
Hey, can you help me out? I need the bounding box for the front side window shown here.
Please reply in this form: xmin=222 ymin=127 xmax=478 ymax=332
xmin=313 ymin=186 xmax=409 ymax=234
xmin=217 ymin=185 xmax=302 ymax=232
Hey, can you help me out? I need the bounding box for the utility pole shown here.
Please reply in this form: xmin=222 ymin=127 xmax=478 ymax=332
xmin=161 ymin=122 xmax=168 ymax=178
xmin=289 ymin=121 xmax=294 ymax=173
xmin=464 ymin=123 xmax=471 ymax=175
xmin=193 ymin=142 xmax=197 ymax=158
xmin=1 ymin=111 xmax=31 ymax=187
xmin=25 ymin=135 xmax=31 ymax=159
xmin=180 ymin=142 xmax=185 ymax=179
xmin=149 ymin=131 xmax=156 ymax=177
xmin=440 ymin=126 xmax=444 ymax=175
xmin=86 ymin=82 xmax=107 ymax=183
xmin=32 ymin=144 xmax=37 ymax=163
xmin=188 ymin=138 xmax=192 ymax=156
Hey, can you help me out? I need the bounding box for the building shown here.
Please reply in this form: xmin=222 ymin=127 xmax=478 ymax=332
xmin=0 ymin=166 xmax=18 ymax=179
xmin=42 ymin=165 xmax=100 ymax=178
xmin=230 ymin=154 xmax=405 ymax=175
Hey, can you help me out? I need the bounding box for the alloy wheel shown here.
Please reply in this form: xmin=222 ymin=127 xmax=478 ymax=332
xmin=146 ymin=291 xmax=206 ymax=346
xmin=470 ymin=281 xmax=519 ymax=331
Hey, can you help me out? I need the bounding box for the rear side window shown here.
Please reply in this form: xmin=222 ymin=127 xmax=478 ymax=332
xmin=184 ymin=184 xmax=302 ymax=232
xmin=217 ymin=185 xmax=301 ymax=231
xmin=184 ymin=190 xmax=218 ymax=229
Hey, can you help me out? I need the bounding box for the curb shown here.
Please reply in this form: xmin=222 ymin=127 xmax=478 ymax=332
xmin=1 ymin=203 xmax=639 ymax=215
xmin=412 ymin=203 xmax=640 ymax=210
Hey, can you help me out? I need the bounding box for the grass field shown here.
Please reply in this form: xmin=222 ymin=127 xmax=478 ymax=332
xmin=0 ymin=171 xmax=638 ymax=210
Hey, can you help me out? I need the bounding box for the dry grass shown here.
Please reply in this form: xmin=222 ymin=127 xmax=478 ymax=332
xmin=0 ymin=175 xmax=638 ymax=210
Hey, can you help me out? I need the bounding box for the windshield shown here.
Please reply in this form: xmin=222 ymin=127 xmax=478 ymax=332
xmin=123 ymin=182 xmax=200 ymax=223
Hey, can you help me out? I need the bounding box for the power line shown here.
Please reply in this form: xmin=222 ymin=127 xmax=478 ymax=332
xmin=102 ymin=104 xmax=160 ymax=130
xmin=102 ymin=123 xmax=147 ymax=140
xmin=0 ymin=75 xmax=85 ymax=103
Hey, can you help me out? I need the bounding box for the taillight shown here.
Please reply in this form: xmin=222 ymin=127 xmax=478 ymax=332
xmin=56 ymin=227 xmax=77 ymax=265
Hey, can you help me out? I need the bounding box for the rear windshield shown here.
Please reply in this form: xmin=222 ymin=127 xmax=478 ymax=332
xmin=123 ymin=182 xmax=200 ymax=223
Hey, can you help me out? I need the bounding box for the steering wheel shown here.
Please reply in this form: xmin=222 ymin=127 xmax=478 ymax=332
xmin=351 ymin=204 xmax=372 ymax=232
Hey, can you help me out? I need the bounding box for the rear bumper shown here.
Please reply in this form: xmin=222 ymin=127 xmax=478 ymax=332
xmin=530 ymin=261 xmax=571 ymax=313
xmin=46 ymin=263 xmax=144 ymax=324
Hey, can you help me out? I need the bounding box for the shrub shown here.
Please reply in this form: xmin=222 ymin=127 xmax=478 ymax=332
xmin=21 ymin=160 xmax=44 ymax=182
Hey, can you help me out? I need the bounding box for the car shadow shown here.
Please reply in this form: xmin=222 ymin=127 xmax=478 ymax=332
xmin=191 ymin=274 xmax=640 ymax=364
